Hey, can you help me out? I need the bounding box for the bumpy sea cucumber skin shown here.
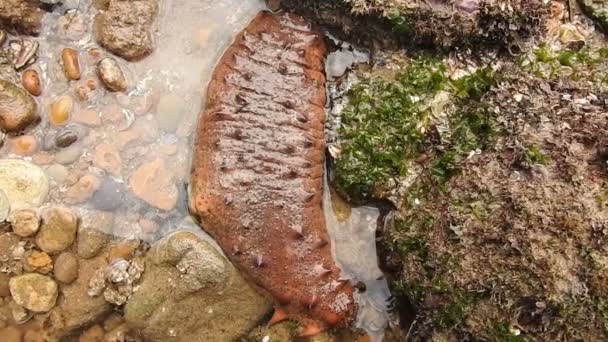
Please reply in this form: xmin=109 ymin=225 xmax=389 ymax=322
xmin=191 ymin=11 xmax=356 ymax=330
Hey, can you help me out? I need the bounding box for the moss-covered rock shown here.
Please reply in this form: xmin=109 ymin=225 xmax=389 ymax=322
xmin=279 ymin=0 xmax=549 ymax=49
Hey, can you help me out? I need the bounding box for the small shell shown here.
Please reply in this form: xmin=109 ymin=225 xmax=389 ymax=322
xmin=12 ymin=40 xmax=39 ymax=70
xmin=22 ymin=69 xmax=42 ymax=96
xmin=61 ymin=48 xmax=81 ymax=80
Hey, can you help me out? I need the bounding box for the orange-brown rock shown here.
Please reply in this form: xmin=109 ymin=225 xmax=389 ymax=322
xmin=191 ymin=12 xmax=356 ymax=334
xmin=130 ymin=159 xmax=177 ymax=210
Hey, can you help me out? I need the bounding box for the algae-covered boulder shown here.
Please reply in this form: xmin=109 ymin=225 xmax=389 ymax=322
xmin=279 ymin=0 xmax=549 ymax=48
xmin=124 ymin=230 xmax=272 ymax=341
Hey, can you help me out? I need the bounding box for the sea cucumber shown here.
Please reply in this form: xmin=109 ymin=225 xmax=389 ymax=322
xmin=190 ymin=11 xmax=356 ymax=335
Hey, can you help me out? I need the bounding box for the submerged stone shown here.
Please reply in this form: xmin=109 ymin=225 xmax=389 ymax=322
xmin=0 ymin=159 xmax=49 ymax=210
xmin=0 ymin=80 xmax=38 ymax=133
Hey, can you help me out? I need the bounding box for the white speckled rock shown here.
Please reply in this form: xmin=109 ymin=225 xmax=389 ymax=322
xmin=0 ymin=159 xmax=49 ymax=210
xmin=9 ymin=273 xmax=58 ymax=312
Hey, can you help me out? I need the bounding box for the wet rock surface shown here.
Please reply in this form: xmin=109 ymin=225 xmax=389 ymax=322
xmin=97 ymin=57 xmax=128 ymax=92
xmin=0 ymin=80 xmax=39 ymax=133
xmin=191 ymin=11 xmax=356 ymax=332
xmin=124 ymin=231 xmax=271 ymax=341
xmin=35 ymin=207 xmax=78 ymax=254
xmin=95 ymin=0 xmax=159 ymax=60
xmin=0 ymin=0 xmax=45 ymax=35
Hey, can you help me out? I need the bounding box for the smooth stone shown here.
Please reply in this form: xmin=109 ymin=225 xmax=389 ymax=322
xmin=124 ymin=230 xmax=271 ymax=342
xmin=97 ymin=57 xmax=127 ymax=92
xmin=0 ymin=80 xmax=38 ymax=132
xmin=0 ymin=159 xmax=49 ymax=210
xmin=35 ymin=207 xmax=78 ymax=254
xmin=9 ymin=273 xmax=58 ymax=312
xmin=8 ymin=208 xmax=40 ymax=237
xmin=156 ymin=94 xmax=186 ymax=132
xmin=54 ymin=252 xmax=79 ymax=284
xmin=90 ymin=178 xmax=125 ymax=211
xmin=129 ymin=159 xmax=178 ymax=211
xmin=45 ymin=164 xmax=69 ymax=183
xmin=54 ymin=145 xmax=83 ymax=164
xmin=55 ymin=130 xmax=78 ymax=148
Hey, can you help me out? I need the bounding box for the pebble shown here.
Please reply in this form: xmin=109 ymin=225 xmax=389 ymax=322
xmin=93 ymin=144 xmax=122 ymax=176
xmin=62 ymin=48 xmax=81 ymax=80
xmin=35 ymin=207 xmax=79 ymax=254
xmin=54 ymin=252 xmax=79 ymax=284
xmin=9 ymin=135 xmax=38 ymax=156
xmin=55 ymin=130 xmax=79 ymax=148
xmin=0 ymin=80 xmax=39 ymax=133
xmin=129 ymin=159 xmax=178 ymax=210
xmin=22 ymin=69 xmax=42 ymax=96
xmin=45 ymin=164 xmax=69 ymax=183
xmin=12 ymin=39 xmax=38 ymax=70
xmin=9 ymin=273 xmax=58 ymax=312
xmin=54 ymin=145 xmax=83 ymax=164
xmin=0 ymin=190 xmax=8 ymax=222
xmin=156 ymin=94 xmax=187 ymax=132
xmin=50 ymin=95 xmax=74 ymax=126
xmin=0 ymin=159 xmax=49 ymax=210
xmin=32 ymin=151 xmax=55 ymax=165
xmin=24 ymin=250 xmax=53 ymax=274
xmin=9 ymin=209 xmax=40 ymax=237
xmin=97 ymin=57 xmax=127 ymax=92
xmin=108 ymin=241 xmax=139 ymax=262
xmin=90 ymin=178 xmax=124 ymax=211
xmin=73 ymin=108 xmax=101 ymax=127
xmin=66 ymin=173 xmax=101 ymax=204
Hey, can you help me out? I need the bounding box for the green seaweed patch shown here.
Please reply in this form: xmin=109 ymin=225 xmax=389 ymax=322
xmin=334 ymin=59 xmax=499 ymax=200
xmin=520 ymin=44 xmax=608 ymax=82
xmin=334 ymin=58 xmax=448 ymax=199
xmin=524 ymin=145 xmax=550 ymax=166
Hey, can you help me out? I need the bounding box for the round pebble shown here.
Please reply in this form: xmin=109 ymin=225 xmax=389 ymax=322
xmin=9 ymin=209 xmax=40 ymax=237
xmin=0 ymin=159 xmax=49 ymax=210
xmin=9 ymin=273 xmax=58 ymax=312
xmin=54 ymin=145 xmax=83 ymax=164
xmin=55 ymin=130 xmax=78 ymax=148
xmin=22 ymin=69 xmax=42 ymax=96
xmin=45 ymin=164 xmax=69 ymax=183
xmin=54 ymin=252 xmax=78 ymax=284
xmin=90 ymin=178 xmax=124 ymax=211
xmin=9 ymin=135 xmax=38 ymax=156
xmin=49 ymin=95 xmax=73 ymax=126
xmin=35 ymin=207 xmax=78 ymax=254
xmin=61 ymin=48 xmax=81 ymax=81
xmin=97 ymin=57 xmax=128 ymax=92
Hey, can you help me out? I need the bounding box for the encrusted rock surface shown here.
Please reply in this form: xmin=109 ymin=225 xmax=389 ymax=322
xmin=124 ymin=231 xmax=272 ymax=341
xmin=0 ymin=0 xmax=45 ymax=35
xmin=95 ymin=0 xmax=159 ymax=60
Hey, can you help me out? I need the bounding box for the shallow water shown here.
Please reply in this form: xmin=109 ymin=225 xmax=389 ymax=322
xmin=0 ymin=0 xmax=391 ymax=339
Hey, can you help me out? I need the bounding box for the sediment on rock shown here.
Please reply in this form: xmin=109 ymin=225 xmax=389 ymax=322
xmin=191 ymin=11 xmax=356 ymax=333
xmin=0 ymin=0 xmax=45 ymax=35
xmin=277 ymin=0 xmax=549 ymax=49
xmin=94 ymin=0 xmax=159 ymax=60
xmin=578 ymin=0 xmax=608 ymax=33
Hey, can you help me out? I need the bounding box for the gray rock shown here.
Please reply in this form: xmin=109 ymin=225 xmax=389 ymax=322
xmin=95 ymin=0 xmax=158 ymax=60
xmin=0 ymin=159 xmax=49 ymax=210
xmin=77 ymin=210 xmax=113 ymax=259
xmin=90 ymin=178 xmax=125 ymax=211
xmin=45 ymin=164 xmax=69 ymax=183
xmin=35 ymin=207 xmax=78 ymax=254
xmin=54 ymin=145 xmax=83 ymax=165
xmin=0 ymin=80 xmax=38 ymax=132
xmin=9 ymin=273 xmax=58 ymax=312
xmin=124 ymin=230 xmax=272 ymax=341
xmin=97 ymin=57 xmax=128 ymax=92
